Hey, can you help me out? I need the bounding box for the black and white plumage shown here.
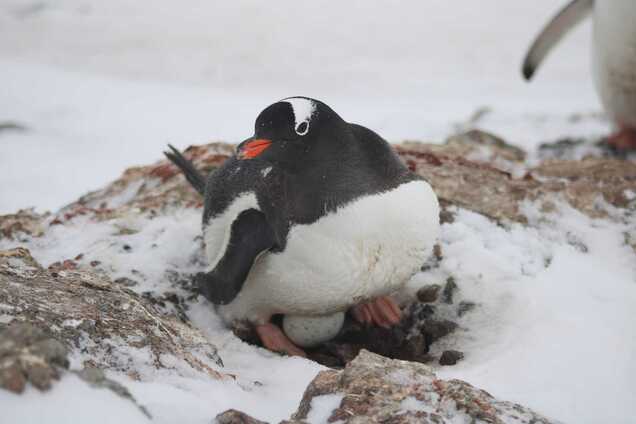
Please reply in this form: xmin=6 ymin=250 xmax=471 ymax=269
xmin=166 ymin=97 xmax=440 ymax=329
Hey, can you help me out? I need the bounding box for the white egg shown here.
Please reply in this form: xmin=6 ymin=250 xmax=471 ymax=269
xmin=282 ymin=312 xmax=345 ymax=348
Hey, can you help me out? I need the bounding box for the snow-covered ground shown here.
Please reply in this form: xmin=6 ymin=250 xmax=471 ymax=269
xmin=2 ymin=1 xmax=634 ymax=424
xmin=0 ymin=0 xmax=609 ymax=214
xmin=2 ymin=193 xmax=635 ymax=424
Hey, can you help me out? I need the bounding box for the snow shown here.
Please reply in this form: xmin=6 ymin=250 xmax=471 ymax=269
xmin=428 ymin=202 xmax=636 ymax=424
xmin=0 ymin=0 xmax=609 ymax=214
xmin=3 ymin=193 xmax=634 ymax=423
xmin=305 ymin=394 xmax=344 ymax=424
xmin=1 ymin=1 xmax=635 ymax=423
xmin=0 ymin=373 xmax=150 ymax=424
xmin=399 ymin=396 xmax=436 ymax=415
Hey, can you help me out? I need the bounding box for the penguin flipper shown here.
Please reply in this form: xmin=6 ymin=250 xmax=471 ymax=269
xmin=522 ymin=0 xmax=594 ymax=80
xmin=164 ymin=144 xmax=207 ymax=196
xmin=197 ymin=209 xmax=276 ymax=305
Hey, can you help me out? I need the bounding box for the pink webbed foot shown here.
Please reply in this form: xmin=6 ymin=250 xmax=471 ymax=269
xmin=351 ymin=296 xmax=402 ymax=329
xmin=607 ymin=127 xmax=636 ymax=151
xmin=255 ymin=322 xmax=306 ymax=357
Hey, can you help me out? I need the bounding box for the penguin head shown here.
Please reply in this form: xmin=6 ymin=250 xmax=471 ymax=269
xmin=237 ymin=97 xmax=348 ymax=170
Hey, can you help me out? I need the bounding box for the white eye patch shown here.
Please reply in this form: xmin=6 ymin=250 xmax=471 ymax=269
xmin=283 ymin=97 xmax=316 ymax=136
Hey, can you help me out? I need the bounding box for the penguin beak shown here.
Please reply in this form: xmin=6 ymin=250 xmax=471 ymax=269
xmin=238 ymin=138 xmax=272 ymax=160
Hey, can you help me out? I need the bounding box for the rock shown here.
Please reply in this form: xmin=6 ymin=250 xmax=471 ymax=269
xmin=457 ymin=301 xmax=476 ymax=317
xmin=416 ymin=284 xmax=441 ymax=303
xmin=215 ymin=409 xmax=268 ymax=424
xmin=58 ymin=143 xmax=234 ymax=221
xmin=442 ymin=277 xmax=458 ymax=304
xmin=531 ymin=158 xmax=636 ymax=218
xmin=0 ymin=248 xmax=224 ymax=380
xmin=0 ymin=209 xmax=48 ymax=240
xmin=13 ymin=135 xmax=627 ymax=232
xmin=445 ymin=129 xmax=527 ymax=162
xmin=396 ymin=133 xmax=636 ymax=222
xmin=420 ymin=319 xmax=458 ymax=346
xmin=538 ymin=136 xmax=636 ymax=161
xmin=439 ymin=350 xmax=464 ymax=366
xmin=290 ymin=350 xmax=555 ymax=424
xmin=0 ymin=322 xmax=69 ymax=393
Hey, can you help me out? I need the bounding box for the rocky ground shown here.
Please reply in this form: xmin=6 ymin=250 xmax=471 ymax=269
xmin=1 ymin=131 xmax=635 ymax=423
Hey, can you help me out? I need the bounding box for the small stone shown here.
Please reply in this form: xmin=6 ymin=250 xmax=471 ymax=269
xmin=0 ymin=361 xmax=26 ymax=393
xmin=439 ymin=208 xmax=455 ymax=224
xmin=439 ymin=350 xmax=464 ymax=366
xmin=215 ymin=409 xmax=268 ymax=424
xmin=457 ymin=301 xmax=476 ymax=317
xmin=0 ymin=322 xmax=69 ymax=393
xmin=416 ymin=284 xmax=441 ymax=303
xmin=433 ymin=244 xmax=443 ymax=260
xmin=442 ymin=277 xmax=458 ymax=304
xmin=421 ymin=319 xmax=458 ymax=344
xmin=114 ymin=277 xmax=138 ymax=287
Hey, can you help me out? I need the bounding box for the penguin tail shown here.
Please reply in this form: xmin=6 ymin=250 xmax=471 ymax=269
xmin=164 ymin=144 xmax=206 ymax=196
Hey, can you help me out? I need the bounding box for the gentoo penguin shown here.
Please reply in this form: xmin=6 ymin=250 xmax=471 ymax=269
xmin=523 ymin=0 xmax=636 ymax=149
xmin=165 ymin=97 xmax=440 ymax=356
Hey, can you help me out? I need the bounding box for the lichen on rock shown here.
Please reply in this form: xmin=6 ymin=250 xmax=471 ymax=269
xmin=0 ymin=247 xmax=223 ymax=380
xmin=290 ymin=350 xmax=554 ymax=424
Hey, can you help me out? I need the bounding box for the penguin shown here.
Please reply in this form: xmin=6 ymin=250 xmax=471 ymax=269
xmin=165 ymin=97 xmax=440 ymax=356
xmin=523 ymin=0 xmax=636 ymax=150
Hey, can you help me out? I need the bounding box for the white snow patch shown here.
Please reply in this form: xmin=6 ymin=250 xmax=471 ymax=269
xmin=61 ymin=319 xmax=83 ymax=328
xmin=0 ymin=0 xmax=607 ymax=214
xmin=305 ymin=393 xmax=344 ymax=424
xmin=0 ymin=373 xmax=150 ymax=424
xmin=426 ymin=201 xmax=636 ymax=424
xmin=399 ymin=396 xmax=436 ymax=414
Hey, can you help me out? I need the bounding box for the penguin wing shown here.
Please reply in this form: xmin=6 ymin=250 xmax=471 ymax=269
xmin=197 ymin=208 xmax=276 ymax=305
xmin=522 ymin=0 xmax=594 ymax=80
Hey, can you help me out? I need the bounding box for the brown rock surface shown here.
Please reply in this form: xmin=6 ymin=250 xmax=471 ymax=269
xmin=0 ymin=247 xmax=224 ymax=380
xmin=0 ymin=321 xmax=69 ymax=393
xmin=2 ymin=132 xmax=632 ymax=236
xmin=289 ymin=350 xmax=554 ymax=424
xmin=215 ymin=409 xmax=268 ymax=424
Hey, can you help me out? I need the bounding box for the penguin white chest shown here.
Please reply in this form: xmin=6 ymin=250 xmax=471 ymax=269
xmin=592 ymin=1 xmax=636 ymax=126
xmin=215 ymin=180 xmax=440 ymax=324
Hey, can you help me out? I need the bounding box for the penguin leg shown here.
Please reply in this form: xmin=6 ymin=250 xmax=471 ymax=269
xmin=607 ymin=126 xmax=636 ymax=151
xmin=255 ymin=322 xmax=307 ymax=358
xmin=351 ymin=296 xmax=401 ymax=329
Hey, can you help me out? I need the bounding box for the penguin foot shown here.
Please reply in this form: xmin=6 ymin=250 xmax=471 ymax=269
xmin=351 ymin=296 xmax=402 ymax=329
xmin=255 ymin=322 xmax=307 ymax=357
xmin=607 ymin=127 xmax=636 ymax=151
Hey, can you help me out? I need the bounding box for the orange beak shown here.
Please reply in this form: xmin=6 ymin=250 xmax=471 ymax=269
xmin=238 ymin=138 xmax=272 ymax=159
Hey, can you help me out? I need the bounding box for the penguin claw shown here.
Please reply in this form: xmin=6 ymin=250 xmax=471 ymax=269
xmin=352 ymin=296 xmax=402 ymax=328
xmin=255 ymin=322 xmax=307 ymax=358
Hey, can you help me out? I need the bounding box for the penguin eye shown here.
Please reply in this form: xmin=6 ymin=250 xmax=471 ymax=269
xmin=295 ymin=121 xmax=309 ymax=136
